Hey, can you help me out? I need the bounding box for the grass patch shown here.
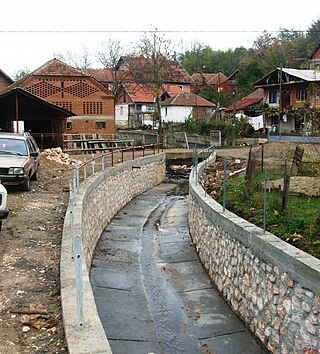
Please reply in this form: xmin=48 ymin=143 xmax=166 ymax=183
xmin=217 ymin=173 xmax=320 ymax=258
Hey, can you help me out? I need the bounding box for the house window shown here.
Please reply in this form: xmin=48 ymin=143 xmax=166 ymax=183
xmin=66 ymin=122 xmax=72 ymax=130
xmin=269 ymin=90 xmax=278 ymax=104
xmin=95 ymin=121 xmax=106 ymax=129
xmin=315 ymin=92 xmax=320 ymax=100
xmin=296 ymin=88 xmax=306 ymax=101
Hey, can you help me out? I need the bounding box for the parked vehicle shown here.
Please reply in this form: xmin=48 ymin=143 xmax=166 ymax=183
xmin=0 ymin=182 xmax=9 ymax=231
xmin=0 ymin=132 xmax=40 ymax=191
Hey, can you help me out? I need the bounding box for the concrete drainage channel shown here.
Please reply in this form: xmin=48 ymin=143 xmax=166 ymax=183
xmin=60 ymin=153 xmax=267 ymax=353
xmin=90 ymin=181 xmax=266 ymax=353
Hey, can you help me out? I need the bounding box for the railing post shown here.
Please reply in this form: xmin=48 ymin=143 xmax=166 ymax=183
xmin=102 ymin=155 xmax=105 ymax=170
xmin=121 ymin=147 xmax=124 ymax=163
xmin=70 ymin=181 xmax=75 ymax=254
xmin=91 ymin=153 xmax=95 ymax=176
xmin=132 ymin=144 xmax=135 ymax=161
xmin=74 ymin=235 xmax=83 ymax=328
xmin=111 ymin=149 xmax=114 ymax=167
xmin=75 ymin=160 xmax=79 ymax=192
xmin=83 ymin=158 xmax=87 ymax=181
xmin=142 ymin=143 xmax=145 ymax=157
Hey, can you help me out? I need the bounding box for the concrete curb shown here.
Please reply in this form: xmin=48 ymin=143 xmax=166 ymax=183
xmin=60 ymin=154 xmax=166 ymax=353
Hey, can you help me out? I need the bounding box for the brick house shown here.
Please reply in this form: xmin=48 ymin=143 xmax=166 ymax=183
xmin=254 ymin=68 xmax=320 ymax=133
xmin=0 ymin=69 xmax=13 ymax=92
xmin=11 ymin=59 xmax=115 ymax=136
xmin=87 ymin=56 xmax=192 ymax=128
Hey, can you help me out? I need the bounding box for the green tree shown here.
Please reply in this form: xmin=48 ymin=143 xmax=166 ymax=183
xmin=237 ymin=60 xmax=264 ymax=97
xmin=305 ymin=19 xmax=320 ymax=53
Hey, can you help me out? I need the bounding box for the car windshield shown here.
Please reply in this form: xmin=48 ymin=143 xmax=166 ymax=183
xmin=0 ymin=138 xmax=28 ymax=156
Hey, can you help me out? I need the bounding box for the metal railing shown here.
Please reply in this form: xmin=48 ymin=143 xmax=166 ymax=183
xmin=67 ymin=142 xmax=163 ymax=327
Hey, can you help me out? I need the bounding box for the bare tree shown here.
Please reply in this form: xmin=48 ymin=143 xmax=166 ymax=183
xmin=53 ymin=47 xmax=92 ymax=69
xmin=96 ymin=38 xmax=129 ymax=103
xmin=127 ymin=30 xmax=178 ymax=138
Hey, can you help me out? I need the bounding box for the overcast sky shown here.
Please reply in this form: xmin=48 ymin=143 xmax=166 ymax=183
xmin=1 ymin=0 xmax=319 ymax=78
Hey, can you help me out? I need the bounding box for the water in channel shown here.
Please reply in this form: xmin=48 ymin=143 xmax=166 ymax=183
xmin=90 ymin=180 xmax=266 ymax=354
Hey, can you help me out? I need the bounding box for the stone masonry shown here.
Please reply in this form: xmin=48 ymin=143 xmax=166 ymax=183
xmin=60 ymin=153 xmax=166 ymax=353
xmin=188 ymin=158 xmax=320 ymax=354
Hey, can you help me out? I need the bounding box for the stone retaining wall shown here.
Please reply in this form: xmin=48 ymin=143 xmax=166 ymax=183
xmin=60 ymin=154 xmax=166 ymax=353
xmin=188 ymin=157 xmax=320 ymax=354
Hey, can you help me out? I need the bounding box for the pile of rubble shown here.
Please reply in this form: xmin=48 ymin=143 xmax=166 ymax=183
xmin=41 ymin=147 xmax=77 ymax=165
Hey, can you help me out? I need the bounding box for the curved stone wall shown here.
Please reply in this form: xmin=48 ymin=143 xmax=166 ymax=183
xmin=60 ymin=154 xmax=166 ymax=353
xmin=188 ymin=157 xmax=320 ymax=354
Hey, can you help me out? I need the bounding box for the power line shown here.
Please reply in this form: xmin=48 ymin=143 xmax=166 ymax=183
xmin=0 ymin=29 xmax=309 ymax=34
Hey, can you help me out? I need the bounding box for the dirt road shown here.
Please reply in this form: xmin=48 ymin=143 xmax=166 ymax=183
xmin=0 ymin=157 xmax=71 ymax=353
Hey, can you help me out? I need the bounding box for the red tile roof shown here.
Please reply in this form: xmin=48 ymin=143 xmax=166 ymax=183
xmin=161 ymin=92 xmax=215 ymax=107
xmin=191 ymin=72 xmax=228 ymax=85
xmin=117 ymin=56 xmax=192 ymax=84
xmin=225 ymin=88 xmax=264 ymax=111
xmin=32 ymin=58 xmax=86 ymax=76
xmin=123 ymin=83 xmax=156 ymax=103
xmin=164 ymin=84 xmax=184 ymax=96
xmin=84 ymin=68 xmax=114 ymax=82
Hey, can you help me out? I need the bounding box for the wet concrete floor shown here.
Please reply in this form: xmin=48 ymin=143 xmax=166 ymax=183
xmin=90 ymin=182 xmax=266 ymax=354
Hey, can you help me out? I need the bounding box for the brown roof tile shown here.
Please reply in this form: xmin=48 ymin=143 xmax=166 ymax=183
xmin=225 ymin=88 xmax=264 ymax=111
xmin=161 ymin=92 xmax=215 ymax=107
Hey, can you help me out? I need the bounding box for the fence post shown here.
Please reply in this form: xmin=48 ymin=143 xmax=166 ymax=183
xmin=223 ymin=157 xmax=227 ymax=212
xmin=132 ymin=144 xmax=135 ymax=160
xmin=111 ymin=149 xmax=114 ymax=167
xmin=74 ymin=235 xmax=83 ymax=328
xmin=121 ymin=147 xmax=124 ymax=163
xmin=195 ymin=144 xmax=198 ymax=186
xmin=84 ymin=158 xmax=87 ymax=181
xmin=142 ymin=143 xmax=145 ymax=157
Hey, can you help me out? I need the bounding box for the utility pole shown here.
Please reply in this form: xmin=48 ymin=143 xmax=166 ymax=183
xmin=279 ymin=67 xmax=282 ymax=140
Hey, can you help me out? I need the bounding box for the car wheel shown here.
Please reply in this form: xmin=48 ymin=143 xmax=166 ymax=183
xmin=21 ymin=176 xmax=31 ymax=191
xmin=31 ymin=169 xmax=38 ymax=181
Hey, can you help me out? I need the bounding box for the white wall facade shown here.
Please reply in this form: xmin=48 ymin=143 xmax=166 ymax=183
xmin=161 ymin=106 xmax=193 ymax=123
xmin=115 ymin=104 xmax=129 ymax=127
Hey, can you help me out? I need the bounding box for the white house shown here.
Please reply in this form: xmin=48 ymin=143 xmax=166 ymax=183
xmin=160 ymin=92 xmax=215 ymax=123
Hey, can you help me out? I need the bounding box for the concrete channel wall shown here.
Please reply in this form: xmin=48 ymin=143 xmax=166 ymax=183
xmin=188 ymin=157 xmax=320 ymax=354
xmin=60 ymin=154 xmax=166 ymax=353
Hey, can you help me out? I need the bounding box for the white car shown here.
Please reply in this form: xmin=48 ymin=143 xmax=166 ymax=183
xmin=0 ymin=182 xmax=9 ymax=230
xmin=0 ymin=132 xmax=40 ymax=191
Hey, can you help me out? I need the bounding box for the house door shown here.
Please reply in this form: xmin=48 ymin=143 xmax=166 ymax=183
xmin=282 ymin=90 xmax=291 ymax=108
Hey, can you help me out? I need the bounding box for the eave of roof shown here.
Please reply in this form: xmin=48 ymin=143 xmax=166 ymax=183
xmin=0 ymin=87 xmax=75 ymax=116
xmin=0 ymin=69 xmax=14 ymax=84
xmin=225 ymin=88 xmax=264 ymax=111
